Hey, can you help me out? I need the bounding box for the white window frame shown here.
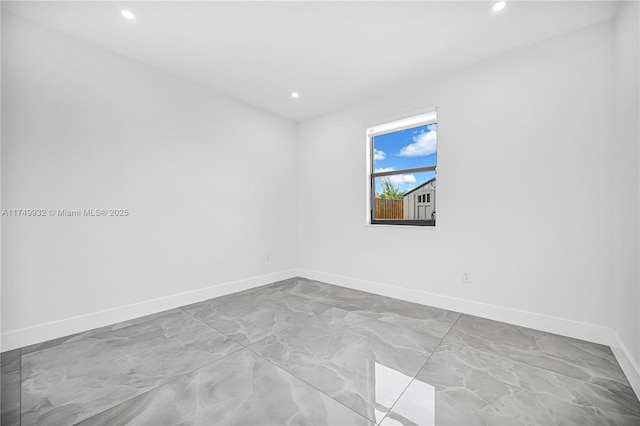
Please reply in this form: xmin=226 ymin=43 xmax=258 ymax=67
xmin=365 ymin=111 xmax=437 ymax=226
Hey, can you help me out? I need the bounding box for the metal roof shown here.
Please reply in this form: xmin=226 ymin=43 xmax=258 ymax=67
xmin=402 ymin=177 xmax=436 ymax=197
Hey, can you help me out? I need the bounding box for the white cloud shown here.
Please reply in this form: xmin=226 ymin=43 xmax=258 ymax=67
xmin=374 ymin=167 xmax=395 ymax=173
xmin=398 ymin=129 xmax=437 ymax=157
xmin=374 ymin=167 xmax=416 ymax=185
xmin=389 ymin=174 xmax=416 ymax=184
xmin=374 ymin=149 xmax=386 ymax=161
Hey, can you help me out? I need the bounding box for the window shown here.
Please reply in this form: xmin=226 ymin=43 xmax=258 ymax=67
xmin=367 ymin=111 xmax=437 ymax=226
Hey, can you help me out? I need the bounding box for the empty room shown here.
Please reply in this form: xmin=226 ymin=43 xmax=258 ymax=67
xmin=1 ymin=1 xmax=639 ymax=425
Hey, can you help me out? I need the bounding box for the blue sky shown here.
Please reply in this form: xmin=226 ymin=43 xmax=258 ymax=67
xmin=373 ymin=123 xmax=437 ymax=194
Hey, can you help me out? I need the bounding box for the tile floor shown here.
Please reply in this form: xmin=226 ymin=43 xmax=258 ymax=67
xmin=1 ymin=277 xmax=639 ymax=425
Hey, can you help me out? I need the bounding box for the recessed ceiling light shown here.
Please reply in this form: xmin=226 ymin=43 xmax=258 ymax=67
xmin=291 ymin=92 xmax=300 ymax=99
xmin=492 ymin=1 xmax=507 ymax=12
xmin=121 ymin=10 xmax=135 ymax=20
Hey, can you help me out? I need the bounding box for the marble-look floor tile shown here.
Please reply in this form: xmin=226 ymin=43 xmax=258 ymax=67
xmin=249 ymin=307 xmax=441 ymax=423
xmin=337 ymin=291 xmax=460 ymax=339
xmin=1 ymin=351 xmax=21 ymax=426
xmin=183 ymin=287 xmax=331 ymax=345
xmin=20 ymin=308 xmax=180 ymax=356
xmin=78 ymin=348 xmax=374 ymax=426
xmin=271 ymin=277 xmax=363 ymax=306
xmin=380 ymin=341 xmax=640 ymax=426
xmin=21 ymin=308 xmax=243 ymax=425
xmin=9 ymin=281 xmax=639 ymax=426
xmin=446 ymin=315 xmax=633 ymax=393
xmin=1 ymin=349 xmax=21 ymax=365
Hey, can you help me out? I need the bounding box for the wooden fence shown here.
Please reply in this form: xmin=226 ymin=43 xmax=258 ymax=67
xmin=375 ymin=198 xmax=404 ymax=219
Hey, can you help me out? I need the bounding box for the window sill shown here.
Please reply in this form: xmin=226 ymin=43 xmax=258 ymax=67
xmin=369 ymin=219 xmax=435 ymax=227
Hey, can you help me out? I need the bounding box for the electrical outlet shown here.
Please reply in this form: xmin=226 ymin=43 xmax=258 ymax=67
xmin=462 ymin=272 xmax=471 ymax=283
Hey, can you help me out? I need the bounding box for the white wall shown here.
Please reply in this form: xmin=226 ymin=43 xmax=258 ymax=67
xmin=611 ymin=1 xmax=640 ymax=392
xmin=298 ymin=14 xmax=640 ymax=394
xmin=1 ymin=13 xmax=298 ymax=349
xmin=298 ymin=23 xmax=616 ymax=338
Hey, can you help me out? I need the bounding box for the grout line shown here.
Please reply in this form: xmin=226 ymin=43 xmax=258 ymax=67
xmin=178 ymin=307 xmax=261 ymax=350
xmin=237 ymin=287 xmax=381 ymax=421
xmin=178 ymin=290 xmax=332 ymax=348
xmin=23 ymin=307 xmax=247 ymax=425
xmin=266 ymin=281 xmax=471 ymax=423
xmin=19 ymin=353 xmax=22 ymax=426
xmin=179 ymin=277 xmax=359 ymax=349
xmin=75 ymin=343 xmax=245 ymax=425
xmin=378 ymin=313 xmax=462 ymax=424
xmin=2 ymin=350 xmax=25 ymax=426
xmin=439 ymin=314 xmax=638 ymax=403
xmin=244 ymin=344 xmax=376 ymax=425
xmin=178 ymin=306 xmax=234 ymax=336
xmin=441 ymin=315 xmax=635 ymax=394
xmin=18 ymin=308 xmax=182 ymax=359
xmin=444 ymin=338 xmax=636 ymax=396
xmin=240 ymin=289 xmax=463 ymax=425
xmin=19 ymin=280 xmax=358 ymax=425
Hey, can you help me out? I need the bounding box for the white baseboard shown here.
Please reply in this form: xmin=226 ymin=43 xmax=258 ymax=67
xmin=610 ymin=330 xmax=640 ymax=399
xmin=297 ymin=268 xmax=611 ymax=344
xmin=297 ymin=268 xmax=640 ymax=399
xmin=1 ymin=269 xmax=297 ymax=352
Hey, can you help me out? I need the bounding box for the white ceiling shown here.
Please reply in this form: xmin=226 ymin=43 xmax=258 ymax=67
xmin=3 ymin=1 xmax=620 ymax=121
